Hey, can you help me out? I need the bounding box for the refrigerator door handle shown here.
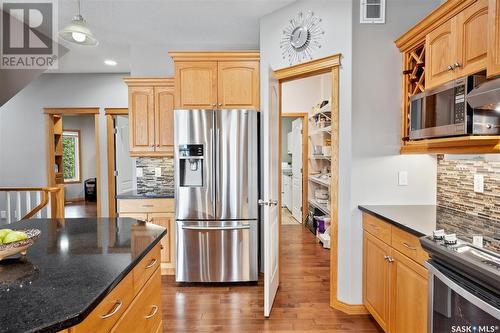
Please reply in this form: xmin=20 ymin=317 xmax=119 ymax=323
xmin=215 ymin=127 xmax=221 ymax=209
xmin=210 ymin=128 xmax=215 ymax=210
xmin=181 ymin=225 xmax=250 ymax=231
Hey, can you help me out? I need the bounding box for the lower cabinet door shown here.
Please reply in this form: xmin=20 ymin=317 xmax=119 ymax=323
xmin=111 ymin=269 xmax=162 ymax=333
xmin=363 ymin=232 xmax=391 ymax=332
xmin=390 ymin=250 xmax=428 ymax=333
xmin=149 ymin=213 xmax=175 ymax=272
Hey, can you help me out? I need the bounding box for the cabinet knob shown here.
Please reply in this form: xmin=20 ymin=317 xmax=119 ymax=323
xmin=218 ymin=103 xmax=222 ymax=107
xmin=212 ymin=103 xmax=216 ymax=107
xmin=447 ymin=65 xmax=454 ymax=71
xmin=453 ymin=62 xmax=462 ymax=69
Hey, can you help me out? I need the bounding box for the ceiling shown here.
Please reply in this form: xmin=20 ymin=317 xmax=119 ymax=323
xmin=53 ymin=0 xmax=295 ymax=73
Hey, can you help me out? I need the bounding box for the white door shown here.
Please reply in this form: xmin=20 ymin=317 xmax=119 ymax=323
xmin=291 ymin=119 xmax=302 ymax=222
xmin=115 ymin=115 xmax=134 ymax=194
xmin=263 ymin=67 xmax=280 ymax=318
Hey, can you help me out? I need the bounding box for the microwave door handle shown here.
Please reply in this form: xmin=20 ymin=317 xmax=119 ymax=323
xmin=425 ymin=262 xmax=500 ymax=319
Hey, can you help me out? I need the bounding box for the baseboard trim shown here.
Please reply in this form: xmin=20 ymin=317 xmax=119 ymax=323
xmin=65 ymin=197 xmax=85 ymax=204
xmin=331 ymin=300 xmax=369 ymax=315
xmin=161 ymin=264 xmax=175 ymax=276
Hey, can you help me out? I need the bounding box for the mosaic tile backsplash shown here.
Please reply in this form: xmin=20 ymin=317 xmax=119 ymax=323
xmin=437 ymin=155 xmax=500 ymax=221
xmin=136 ymin=157 xmax=174 ymax=194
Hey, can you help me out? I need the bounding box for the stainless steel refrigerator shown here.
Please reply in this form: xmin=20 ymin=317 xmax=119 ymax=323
xmin=174 ymin=109 xmax=258 ymax=282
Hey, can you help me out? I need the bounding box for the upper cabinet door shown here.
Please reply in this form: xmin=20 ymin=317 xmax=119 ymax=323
xmin=455 ymin=0 xmax=489 ymax=77
xmin=426 ymin=19 xmax=456 ymax=89
xmin=175 ymin=62 xmax=217 ymax=109
xmin=155 ymin=86 xmax=175 ymax=154
xmin=488 ymin=0 xmax=500 ymax=77
xmin=129 ymin=86 xmax=155 ymax=153
xmin=217 ymin=61 xmax=260 ymax=110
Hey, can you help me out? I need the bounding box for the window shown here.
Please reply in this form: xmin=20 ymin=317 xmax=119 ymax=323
xmin=360 ymin=0 xmax=385 ymax=24
xmin=63 ymin=130 xmax=81 ymax=183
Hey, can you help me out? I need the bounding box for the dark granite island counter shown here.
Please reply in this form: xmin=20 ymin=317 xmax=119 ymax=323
xmin=0 ymin=218 xmax=166 ymax=333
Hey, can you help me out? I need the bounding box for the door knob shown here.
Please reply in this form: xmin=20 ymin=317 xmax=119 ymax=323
xmin=269 ymin=199 xmax=278 ymax=206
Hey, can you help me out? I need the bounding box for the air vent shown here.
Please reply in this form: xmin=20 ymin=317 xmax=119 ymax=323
xmin=360 ymin=0 xmax=386 ymax=24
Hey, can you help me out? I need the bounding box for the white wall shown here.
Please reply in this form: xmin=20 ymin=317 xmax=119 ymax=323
xmin=0 ymin=73 xmax=129 ymax=216
xmin=261 ymin=0 xmax=354 ymax=301
xmin=282 ymin=73 xmax=331 ymax=114
xmin=261 ymin=0 xmax=440 ymax=305
xmin=62 ymin=115 xmax=97 ymax=201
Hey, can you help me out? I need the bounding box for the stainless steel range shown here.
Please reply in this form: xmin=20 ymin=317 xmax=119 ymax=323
xmin=174 ymin=109 xmax=258 ymax=283
xmin=421 ymin=232 xmax=500 ymax=333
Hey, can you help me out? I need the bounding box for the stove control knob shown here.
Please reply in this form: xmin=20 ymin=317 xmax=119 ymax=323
xmin=444 ymin=233 xmax=457 ymax=245
xmin=433 ymin=229 xmax=445 ymax=240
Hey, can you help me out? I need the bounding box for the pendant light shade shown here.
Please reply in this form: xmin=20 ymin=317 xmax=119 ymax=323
xmin=59 ymin=0 xmax=98 ymax=46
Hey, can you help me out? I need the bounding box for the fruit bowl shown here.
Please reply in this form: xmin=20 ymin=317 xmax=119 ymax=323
xmin=0 ymin=229 xmax=41 ymax=261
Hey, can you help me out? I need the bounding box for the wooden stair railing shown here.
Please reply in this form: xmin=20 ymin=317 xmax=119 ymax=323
xmin=0 ymin=187 xmax=63 ymax=223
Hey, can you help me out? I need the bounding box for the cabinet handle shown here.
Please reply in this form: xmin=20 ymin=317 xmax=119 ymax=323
xmin=100 ymin=300 xmax=122 ymax=319
xmin=447 ymin=65 xmax=454 ymax=71
xmin=218 ymin=103 xmax=222 ymax=107
xmin=453 ymin=62 xmax=462 ymax=69
xmin=388 ymin=256 xmax=395 ymax=263
xmin=384 ymin=255 xmax=390 ymax=261
xmin=142 ymin=204 xmax=154 ymax=207
xmin=145 ymin=305 xmax=159 ymax=319
xmin=145 ymin=258 xmax=157 ymax=269
xmin=402 ymin=242 xmax=417 ymax=251
xmin=212 ymin=103 xmax=216 ymax=107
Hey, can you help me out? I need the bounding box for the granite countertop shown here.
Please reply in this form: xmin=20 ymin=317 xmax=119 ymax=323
xmin=0 ymin=218 xmax=166 ymax=333
xmin=116 ymin=189 xmax=174 ymax=199
xmin=359 ymin=205 xmax=500 ymax=253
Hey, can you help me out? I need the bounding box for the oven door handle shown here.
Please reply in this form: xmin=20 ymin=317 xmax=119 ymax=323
xmin=425 ymin=262 xmax=500 ymax=320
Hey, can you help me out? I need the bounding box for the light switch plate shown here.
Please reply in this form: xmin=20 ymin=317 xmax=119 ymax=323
xmin=0 ymin=211 xmax=6 ymax=219
xmin=472 ymin=235 xmax=483 ymax=248
xmin=398 ymin=171 xmax=408 ymax=186
xmin=473 ymin=174 xmax=484 ymax=193
xmin=136 ymin=167 xmax=143 ymax=178
xmin=155 ymin=167 xmax=162 ymax=177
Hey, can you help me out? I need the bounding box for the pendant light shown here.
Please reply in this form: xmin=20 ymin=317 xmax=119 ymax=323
xmin=59 ymin=0 xmax=98 ymax=46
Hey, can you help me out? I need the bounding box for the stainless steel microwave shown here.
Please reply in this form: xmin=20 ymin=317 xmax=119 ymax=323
xmin=409 ymin=73 xmax=500 ymax=140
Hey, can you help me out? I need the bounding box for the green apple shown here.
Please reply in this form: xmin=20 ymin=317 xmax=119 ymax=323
xmin=0 ymin=229 xmax=13 ymax=243
xmin=2 ymin=231 xmax=28 ymax=244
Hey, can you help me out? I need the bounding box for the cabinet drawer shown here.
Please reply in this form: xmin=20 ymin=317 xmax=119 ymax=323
xmin=72 ymin=273 xmax=134 ymax=333
xmin=391 ymin=226 xmax=428 ymax=266
xmin=363 ymin=213 xmax=391 ymax=244
xmin=111 ymin=268 xmax=162 ymax=333
xmin=133 ymin=243 xmax=161 ymax=295
xmin=118 ymin=198 xmax=174 ymax=214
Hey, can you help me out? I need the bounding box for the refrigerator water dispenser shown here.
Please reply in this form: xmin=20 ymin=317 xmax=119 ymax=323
xmin=178 ymin=144 xmax=204 ymax=187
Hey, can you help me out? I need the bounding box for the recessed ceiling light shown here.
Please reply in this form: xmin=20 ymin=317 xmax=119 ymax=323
xmin=104 ymin=59 xmax=117 ymax=66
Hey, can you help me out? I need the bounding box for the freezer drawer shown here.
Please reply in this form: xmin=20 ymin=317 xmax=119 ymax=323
xmin=176 ymin=220 xmax=258 ymax=282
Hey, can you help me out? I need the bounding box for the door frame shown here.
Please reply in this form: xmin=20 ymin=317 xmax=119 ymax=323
xmin=280 ymin=113 xmax=308 ymax=224
xmin=274 ymin=54 xmax=367 ymax=315
xmin=44 ymin=107 xmax=101 ymax=217
xmin=105 ymin=108 xmax=129 ymax=217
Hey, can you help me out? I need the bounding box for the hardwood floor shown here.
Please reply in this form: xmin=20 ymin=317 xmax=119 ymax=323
xmin=162 ymin=224 xmax=382 ymax=332
xmin=282 ymin=207 xmax=301 ymax=225
xmin=64 ymin=201 xmax=97 ymax=218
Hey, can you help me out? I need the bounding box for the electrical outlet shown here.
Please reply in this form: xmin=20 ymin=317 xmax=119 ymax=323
xmin=398 ymin=171 xmax=408 ymax=186
xmin=155 ymin=167 xmax=162 ymax=177
xmin=0 ymin=211 xmax=6 ymax=219
xmin=136 ymin=167 xmax=143 ymax=178
xmin=473 ymin=174 xmax=484 ymax=193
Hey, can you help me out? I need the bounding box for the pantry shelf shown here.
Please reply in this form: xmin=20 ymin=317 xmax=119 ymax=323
xmin=309 ymin=175 xmax=330 ymax=188
xmin=308 ymin=199 xmax=330 ymax=215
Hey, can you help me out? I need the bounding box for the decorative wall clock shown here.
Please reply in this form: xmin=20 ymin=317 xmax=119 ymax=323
xmin=280 ymin=11 xmax=324 ymax=65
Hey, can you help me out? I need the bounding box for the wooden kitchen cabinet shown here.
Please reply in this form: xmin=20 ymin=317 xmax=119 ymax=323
xmin=174 ymin=61 xmax=218 ymax=109
xmin=425 ymin=19 xmax=456 ymax=89
xmin=426 ymin=0 xmax=488 ymax=89
xmin=488 ymin=0 xmax=500 ymax=76
xmin=118 ymin=198 xmax=176 ymax=275
xmin=128 ymin=86 xmax=155 ymax=154
xmin=170 ymin=51 xmax=260 ymax=110
xmin=218 ymin=61 xmax=260 ymax=109
xmin=362 ymin=213 xmax=428 ymax=333
xmin=124 ymin=78 xmax=175 ymax=157
xmin=363 ymin=232 xmax=391 ymax=332
xmin=390 ymin=250 xmax=428 ymax=333
xmin=454 ymin=0 xmax=489 ymax=77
